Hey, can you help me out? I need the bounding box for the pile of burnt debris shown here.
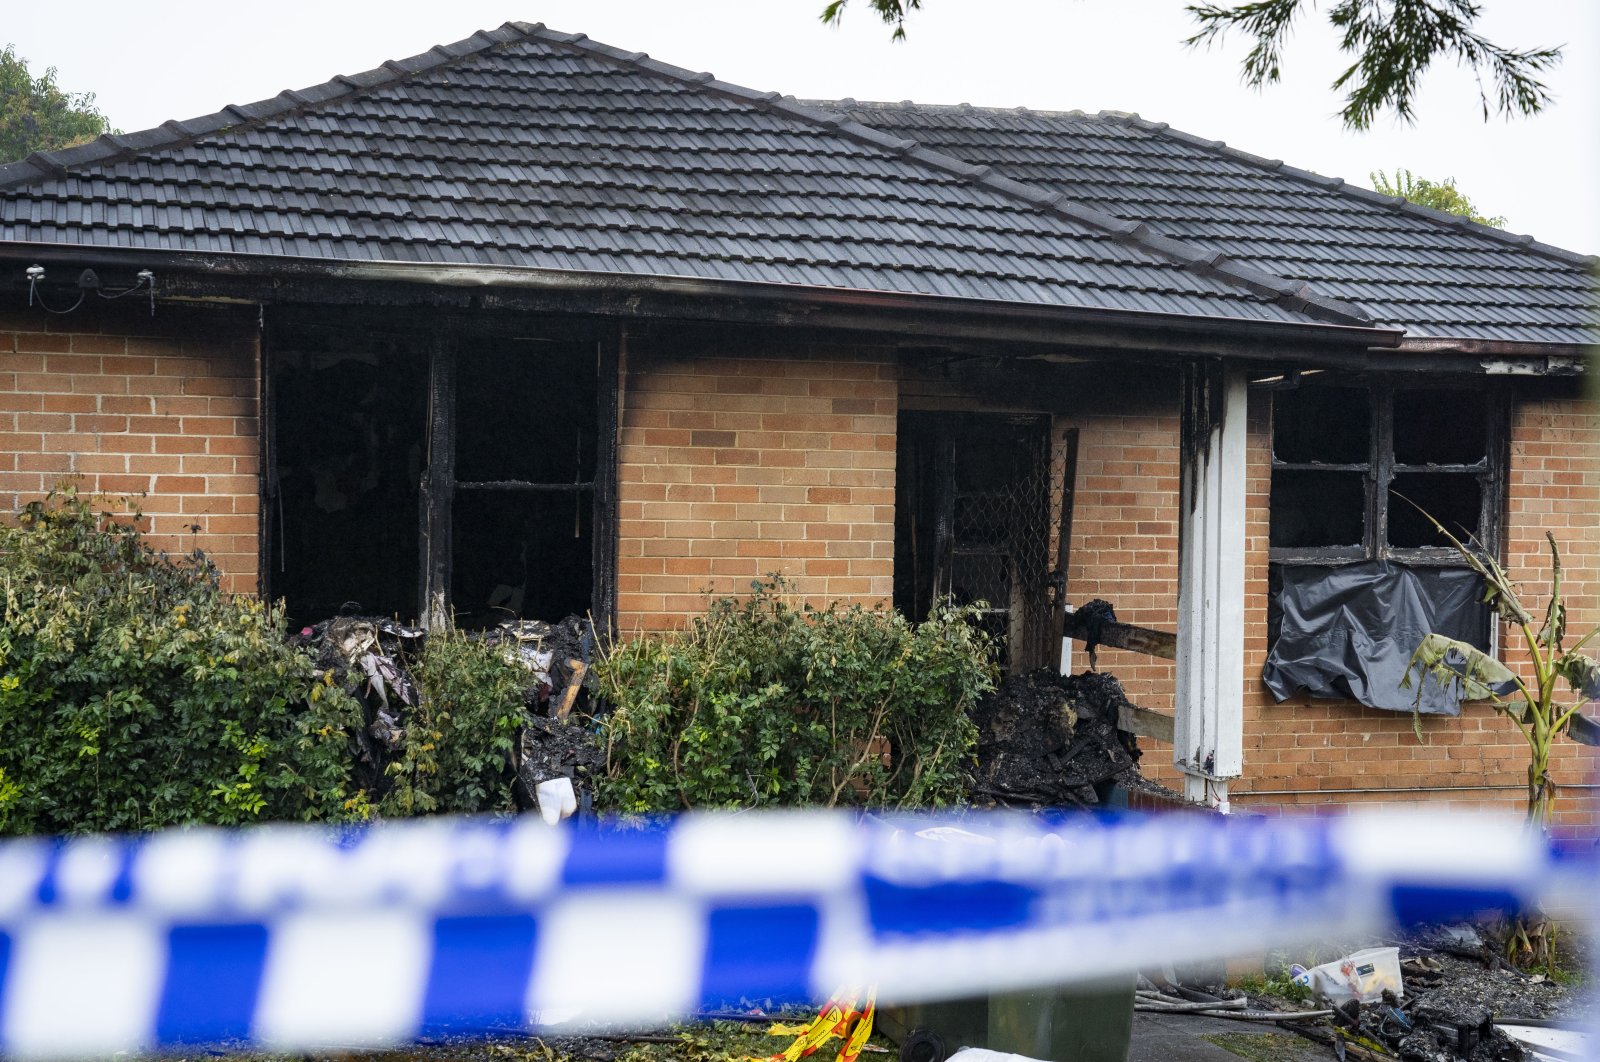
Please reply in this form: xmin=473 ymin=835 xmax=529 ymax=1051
xmin=1319 ymin=994 xmax=1534 ymax=1062
xmin=290 ymin=613 xmax=603 ymax=820
xmin=1171 ymin=920 xmax=1596 ymax=1062
xmin=968 ymin=668 xmax=1180 ymax=809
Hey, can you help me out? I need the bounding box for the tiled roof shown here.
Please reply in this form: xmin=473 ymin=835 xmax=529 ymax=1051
xmin=0 ymin=24 xmax=1373 ymax=329
xmin=821 ymin=101 xmax=1598 ymax=345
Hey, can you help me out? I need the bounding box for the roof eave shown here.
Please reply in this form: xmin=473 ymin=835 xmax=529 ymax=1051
xmin=0 ymin=243 xmax=1400 ymax=357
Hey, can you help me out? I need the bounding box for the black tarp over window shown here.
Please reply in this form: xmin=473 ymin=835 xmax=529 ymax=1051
xmin=1262 ymin=561 xmax=1490 ymax=714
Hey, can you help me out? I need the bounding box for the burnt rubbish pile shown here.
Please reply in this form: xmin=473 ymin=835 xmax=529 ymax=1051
xmin=1327 ymin=994 xmax=1531 ymax=1062
xmin=292 ymin=614 xmax=603 ymax=819
xmin=969 ymin=669 xmax=1171 ymax=808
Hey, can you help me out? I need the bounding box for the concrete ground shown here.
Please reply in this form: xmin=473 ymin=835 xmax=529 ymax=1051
xmin=1125 ymin=1011 xmax=1329 ymax=1062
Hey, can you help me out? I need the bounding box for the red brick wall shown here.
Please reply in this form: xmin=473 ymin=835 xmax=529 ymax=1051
xmin=615 ymin=331 xmax=897 ymax=630
xmin=1060 ymin=378 xmax=1600 ymax=824
xmin=1235 ymin=385 xmax=1600 ymax=827
xmin=902 ymin=361 xmax=1598 ymax=824
xmin=0 ymin=301 xmax=261 ymax=594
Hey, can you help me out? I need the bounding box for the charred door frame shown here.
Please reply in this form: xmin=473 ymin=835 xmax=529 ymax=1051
xmin=259 ymin=310 xmax=621 ymax=633
xmin=895 ymin=410 xmax=1057 ymax=673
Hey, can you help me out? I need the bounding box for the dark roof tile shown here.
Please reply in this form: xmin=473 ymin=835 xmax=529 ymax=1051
xmin=0 ymin=24 xmax=1417 ymax=331
xmin=820 ymin=100 xmax=1596 ymax=343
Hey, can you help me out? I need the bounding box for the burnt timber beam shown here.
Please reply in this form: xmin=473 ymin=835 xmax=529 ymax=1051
xmin=419 ymin=334 xmax=457 ymax=630
xmin=1062 ymin=612 xmax=1177 ymax=660
xmin=1118 ymin=703 xmax=1177 ymax=744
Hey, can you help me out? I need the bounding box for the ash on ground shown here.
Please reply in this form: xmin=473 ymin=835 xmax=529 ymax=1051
xmin=968 ymin=669 xmax=1178 ymax=808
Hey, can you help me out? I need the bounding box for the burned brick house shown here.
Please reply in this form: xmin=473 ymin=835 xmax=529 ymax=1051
xmin=1 ymin=23 xmax=1595 ymax=820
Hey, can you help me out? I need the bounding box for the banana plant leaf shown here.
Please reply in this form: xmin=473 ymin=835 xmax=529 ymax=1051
xmin=1402 ymin=632 xmax=1521 ymax=714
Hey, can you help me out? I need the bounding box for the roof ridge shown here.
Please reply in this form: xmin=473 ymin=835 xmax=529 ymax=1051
xmin=513 ymin=33 xmax=1373 ymax=328
xmin=810 ymin=97 xmax=1094 ymax=121
xmin=818 ymin=99 xmax=1597 ymax=269
xmin=0 ymin=23 xmax=534 ymax=193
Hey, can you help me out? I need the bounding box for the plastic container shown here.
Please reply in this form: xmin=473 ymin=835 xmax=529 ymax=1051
xmin=1291 ymin=946 xmax=1403 ymax=1005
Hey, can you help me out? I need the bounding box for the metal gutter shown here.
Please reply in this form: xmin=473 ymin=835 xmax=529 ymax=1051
xmin=1392 ymin=336 xmax=1591 ymax=375
xmin=0 ymin=243 xmax=1402 ymax=357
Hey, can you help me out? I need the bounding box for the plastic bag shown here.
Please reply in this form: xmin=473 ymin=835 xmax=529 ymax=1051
xmin=1292 ymin=947 xmax=1403 ymax=1005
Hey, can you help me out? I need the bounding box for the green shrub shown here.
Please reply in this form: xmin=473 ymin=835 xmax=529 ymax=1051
xmin=0 ymin=488 xmax=364 ymax=834
xmin=380 ymin=623 xmax=528 ymax=817
xmin=595 ymin=578 xmax=995 ymax=811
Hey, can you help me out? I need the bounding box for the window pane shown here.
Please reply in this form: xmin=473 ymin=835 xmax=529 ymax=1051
xmin=451 ymin=490 xmax=593 ymax=627
xmin=271 ymin=337 xmax=428 ymax=623
xmin=455 ymin=340 xmax=598 ymax=483
xmin=1393 ymin=389 xmax=1487 ymax=466
xmin=1273 ymin=386 xmax=1370 ymax=464
xmin=1388 ymin=473 xmax=1481 ymax=547
xmin=1270 ymin=470 xmax=1365 ymax=548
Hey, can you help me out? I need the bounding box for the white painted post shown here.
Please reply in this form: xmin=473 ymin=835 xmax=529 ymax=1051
xmin=1174 ymin=361 xmax=1248 ymax=811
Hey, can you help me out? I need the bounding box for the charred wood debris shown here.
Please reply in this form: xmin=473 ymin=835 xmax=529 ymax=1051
xmin=288 ymin=596 xmax=1173 ymax=819
xmin=286 ymin=593 xmax=1176 ymax=818
xmin=290 ymin=613 xmax=604 ymax=815
xmin=1149 ymin=921 xmax=1593 ymax=1062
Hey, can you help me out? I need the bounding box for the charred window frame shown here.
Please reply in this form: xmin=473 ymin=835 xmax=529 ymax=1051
xmin=261 ymin=310 xmax=619 ymax=633
xmin=1269 ymin=376 xmax=1508 ymax=567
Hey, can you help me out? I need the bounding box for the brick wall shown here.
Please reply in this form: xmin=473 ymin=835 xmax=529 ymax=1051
xmin=1060 ymin=378 xmax=1600 ymax=824
xmin=904 ymin=361 xmax=1598 ymax=824
xmin=615 ymin=331 xmax=897 ymax=630
xmin=0 ymin=301 xmax=261 ymax=594
xmin=1235 ymin=385 xmax=1600 ymax=827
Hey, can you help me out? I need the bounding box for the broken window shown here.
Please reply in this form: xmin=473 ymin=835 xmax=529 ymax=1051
xmin=265 ymin=312 xmax=616 ymax=630
xmin=267 ymin=325 xmax=429 ymax=621
xmin=894 ymin=412 xmax=1055 ymax=673
xmin=449 ymin=341 xmax=602 ymax=627
xmin=1263 ymin=377 xmax=1507 ymax=710
xmin=1269 ymin=379 xmax=1503 ymax=563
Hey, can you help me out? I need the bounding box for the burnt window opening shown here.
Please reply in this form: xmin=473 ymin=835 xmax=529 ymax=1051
xmin=266 ymin=314 xmax=616 ymax=631
xmin=1269 ymin=379 xmax=1504 ymax=563
xmin=1266 ymin=377 xmax=1507 ymax=672
xmin=268 ymin=332 xmax=429 ymax=622
xmin=894 ymin=412 xmax=1055 ymax=673
xmin=449 ymin=340 xmax=601 ymax=627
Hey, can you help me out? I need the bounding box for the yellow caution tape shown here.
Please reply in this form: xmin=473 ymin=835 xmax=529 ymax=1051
xmin=837 ymin=989 xmax=877 ymax=1062
xmin=755 ymin=986 xmax=876 ymax=1062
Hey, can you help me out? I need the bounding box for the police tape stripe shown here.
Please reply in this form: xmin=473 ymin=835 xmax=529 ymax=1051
xmin=0 ymin=810 xmax=1566 ymax=1058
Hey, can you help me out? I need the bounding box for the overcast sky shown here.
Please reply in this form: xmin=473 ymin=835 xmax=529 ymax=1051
xmin=7 ymin=1 xmax=1596 ymax=254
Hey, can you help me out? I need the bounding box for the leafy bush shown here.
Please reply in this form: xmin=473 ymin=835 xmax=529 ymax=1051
xmin=595 ymin=578 xmax=995 ymax=811
xmin=0 ymin=488 xmax=363 ymax=834
xmin=380 ymin=623 xmax=528 ymax=817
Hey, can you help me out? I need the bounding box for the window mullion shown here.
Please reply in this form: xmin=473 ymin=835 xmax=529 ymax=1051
xmin=1370 ymin=385 xmax=1393 ymax=560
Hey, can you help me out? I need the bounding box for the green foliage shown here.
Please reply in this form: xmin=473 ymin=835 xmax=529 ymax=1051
xmin=1186 ymin=0 xmax=1560 ymax=129
xmin=1234 ymin=959 xmax=1314 ymax=1005
xmin=0 ymin=487 xmax=365 ymax=834
xmin=595 ymin=578 xmax=995 ymax=812
xmin=822 ymin=2 xmax=1563 ymax=130
xmin=820 ymin=0 xmax=923 ymax=40
xmin=0 ymin=45 xmax=117 ymax=164
xmin=380 ymin=623 xmax=528 ymax=817
xmin=1400 ymin=501 xmax=1599 ymax=965
xmin=1370 ymin=168 xmax=1507 ymax=227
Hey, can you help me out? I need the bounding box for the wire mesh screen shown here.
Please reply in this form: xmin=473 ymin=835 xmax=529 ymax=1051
xmin=895 ymin=413 xmax=1056 ymax=673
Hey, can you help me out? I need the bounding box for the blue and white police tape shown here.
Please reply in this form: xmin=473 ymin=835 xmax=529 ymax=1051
xmin=0 ymin=809 xmax=1571 ymax=1058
